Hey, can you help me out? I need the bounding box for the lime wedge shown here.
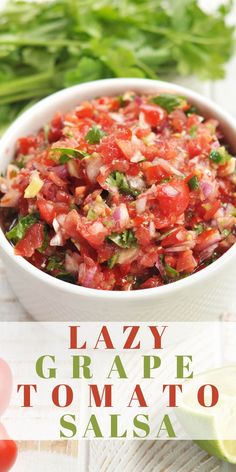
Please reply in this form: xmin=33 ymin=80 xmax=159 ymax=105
xmin=177 ymin=365 xmax=236 ymax=464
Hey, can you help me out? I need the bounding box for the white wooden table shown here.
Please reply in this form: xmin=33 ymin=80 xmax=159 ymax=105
xmin=1 ymin=5 xmax=236 ymax=467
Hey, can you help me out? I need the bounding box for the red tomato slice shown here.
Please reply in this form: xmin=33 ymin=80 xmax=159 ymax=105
xmin=157 ymin=180 xmax=190 ymax=217
xmin=15 ymin=223 xmax=44 ymax=258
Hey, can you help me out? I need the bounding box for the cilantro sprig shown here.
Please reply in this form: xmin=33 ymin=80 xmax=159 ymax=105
xmin=107 ymin=230 xmax=137 ymax=249
xmin=209 ymin=147 xmax=233 ymax=165
xmin=106 ymin=171 xmax=140 ymax=198
xmin=6 ymin=213 xmax=39 ymax=243
xmin=85 ymin=126 xmax=106 ymax=144
xmin=151 ymin=94 xmax=185 ymax=113
xmin=51 ymin=147 xmax=89 ymax=163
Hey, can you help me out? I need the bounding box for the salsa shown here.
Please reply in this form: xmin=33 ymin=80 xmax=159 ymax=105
xmin=0 ymin=92 xmax=236 ymax=290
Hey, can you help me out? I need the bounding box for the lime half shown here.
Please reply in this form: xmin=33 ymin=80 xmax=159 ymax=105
xmin=177 ymin=365 xmax=236 ymax=464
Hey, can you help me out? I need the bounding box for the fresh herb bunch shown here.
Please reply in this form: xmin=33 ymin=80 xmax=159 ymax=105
xmin=0 ymin=0 xmax=235 ymax=131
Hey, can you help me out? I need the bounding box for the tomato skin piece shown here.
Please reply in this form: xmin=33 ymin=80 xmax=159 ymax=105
xmin=140 ymin=275 xmax=163 ymax=289
xmin=140 ymin=104 xmax=167 ymax=128
xmin=176 ymin=249 xmax=197 ymax=273
xmin=0 ymin=438 xmax=18 ymax=472
xmin=15 ymin=223 xmax=44 ymax=258
xmin=157 ymin=180 xmax=190 ymax=217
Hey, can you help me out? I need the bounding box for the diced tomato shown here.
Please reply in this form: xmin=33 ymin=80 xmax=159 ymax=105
xmin=15 ymin=223 xmax=44 ymax=258
xmin=135 ymin=224 xmax=152 ymax=246
xmin=157 ymin=180 xmax=190 ymax=217
xmin=144 ymin=164 xmax=171 ymax=185
xmin=18 ymin=136 xmax=37 ymax=154
xmin=202 ymin=200 xmax=221 ymax=221
xmin=116 ymin=139 xmax=137 ymax=161
xmin=48 ymin=113 xmax=64 ymax=143
xmin=140 ymin=104 xmax=167 ymax=128
xmin=176 ymin=249 xmax=197 ymax=273
xmin=75 ymin=103 xmax=94 ymax=119
xmin=187 ymin=139 xmax=202 ymax=158
xmin=140 ymin=275 xmax=163 ymax=289
xmin=170 ymin=109 xmax=187 ymax=132
xmin=161 ymin=227 xmax=188 ymax=247
xmin=195 ymin=228 xmax=221 ymax=252
xmin=37 ymin=197 xmax=69 ymax=224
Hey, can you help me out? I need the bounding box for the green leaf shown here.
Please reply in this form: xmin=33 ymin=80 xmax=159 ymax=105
xmin=209 ymin=147 xmax=232 ymax=165
xmin=65 ymin=57 xmax=106 ymax=86
xmin=151 ymin=94 xmax=185 ymax=113
xmin=106 ymin=171 xmax=140 ymax=197
xmin=107 ymin=253 xmax=119 ymax=269
xmin=165 ymin=264 xmax=179 ymax=278
xmin=194 ymin=223 xmax=205 ymax=235
xmin=108 ymin=229 xmax=137 ymax=249
xmin=47 ymin=255 xmax=64 ymax=272
xmin=188 ymin=125 xmax=197 ymax=137
xmin=51 ymin=147 xmax=89 ymax=159
xmin=85 ymin=125 xmax=106 ymax=144
xmin=6 ymin=213 xmax=39 ymax=243
xmin=38 ymin=225 xmax=49 ymax=253
xmin=56 ymin=272 xmax=76 ymax=284
xmin=87 ymin=208 xmax=98 ymax=221
xmin=188 ymin=175 xmax=199 ymax=190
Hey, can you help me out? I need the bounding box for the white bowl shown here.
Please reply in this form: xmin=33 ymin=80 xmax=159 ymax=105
xmin=0 ymin=78 xmax=236 ymax=321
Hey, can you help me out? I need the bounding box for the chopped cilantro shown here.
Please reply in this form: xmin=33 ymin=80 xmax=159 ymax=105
xmin=185 ymin=105 xmax=198 ymax=116
xmin=108 ymin=229 xmax=137 ymax=248
xmin=59 ymin=154 xmax=70 ymax=164
xmin=107 ymin=253 xmax=119 ymax=269
xmin=194 ymin=223 xmax=205 ymax=235
xmin=46 ymin=255 xmax=64 ymax=272
xmin=87 ymin=208 xmax=98 ymax=221
xmin=56 ymin=272 xmax=76 ymax=284
xmin=151 ymin=94 xmax=185 ymax=113
xmin=222 ymin=229 xmax=231 ymax=238
xmin=106 ymin=171 xmax=140 ymax=197
xmin=189 ymin=125 xmax=197 ymax=137
xmin=6 ymin=213 xmax=39 ymax=243
xmin=188 ymin=175 xmax=199 ymax=190
xmin=38 ymin=225 xmax=49 ymax=253
xmin=85 ymin=125 xmax=106 ymax=144
xmin=209 ymin=147 xmax=232 ymax=165
xmin=165 ymin=264 xmax=179 ymax=278
xmin=51 ymin=147 xmax=89 ymax=159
